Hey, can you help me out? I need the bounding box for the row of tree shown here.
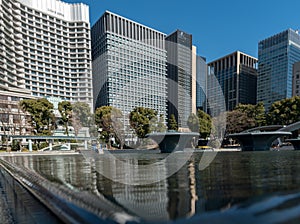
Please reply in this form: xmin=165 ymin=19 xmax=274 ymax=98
xmin=19 ymin=98 xmax=94 ymax=136
xmin=13 ymin=96 xmax=300 ymax=149
xmin=95 ymin=106 xmax=171 ymax=148
xmin=225 ymin=96 xmax=300 ymax=134
xmin=17 ymin=99 xmax=177 ymax=148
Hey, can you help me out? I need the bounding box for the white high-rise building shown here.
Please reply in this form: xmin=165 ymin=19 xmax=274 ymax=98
xmin=0 ymin=0 xmax=93 ymax=109
xmin=92 ymin=11 xmax=167 ymax=127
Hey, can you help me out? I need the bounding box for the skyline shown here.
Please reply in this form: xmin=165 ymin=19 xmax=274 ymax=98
xmin=64 ymin=0 xmax=300 ymax=62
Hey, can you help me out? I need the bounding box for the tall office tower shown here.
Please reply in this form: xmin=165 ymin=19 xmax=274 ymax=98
xmin=191 ymin=46 xmax=197 ymax=115
xmin=166 ymin=30 xmax=192 ymax=129
xmin=292 ymin=61 xmax=300 ymax=96
xmin=207 ymin=51 xmax=258 ymax=113
xmin=257 ymin=29 xmax=300 ymax=110
xmin=196 ymin=56 xmax=207 ymax=112
xmin=0 ymin=0 xmax=93 ymax=109
xmin=92 ymin=11 xmax=167 ymax=128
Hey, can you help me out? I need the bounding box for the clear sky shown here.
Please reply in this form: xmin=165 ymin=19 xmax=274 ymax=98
xmin=64 ymin=0 xmax=300 ymax=62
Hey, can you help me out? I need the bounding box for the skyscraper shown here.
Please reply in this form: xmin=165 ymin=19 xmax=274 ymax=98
xmin=257 ymin=29 xmax=300 ymax=110
xmin=92 ymin=11 xmax=167 ymax=128
xmin=208 ymin=51 xmax=257 ymax=113
xmin=292 ymin=61 xmax=300 ymax=96
xmin=196 ymin=56 xmax=207 ymax=112
xmin=192 ymin=46 xmax=197 ymax=115
xmin=0 ymin=0 xmax=93 ymax=109
xmin=166 ymin=30 xmax=192 ymax=128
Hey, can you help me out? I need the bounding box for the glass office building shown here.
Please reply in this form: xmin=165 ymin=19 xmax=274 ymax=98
xmin=0 ymin=0 xmax=93 ymax=109
xmin=208 ymin=51 xmax=258 ymax=113
xmin=92 ymin=11 xmax=167 ymax=127
xmin=257 ymin=29 xmax=300 ymax=110
xmin=292 ymin=61 xmax=300 ymax=96
xmin=166 ymin=30 xmax=192 ymax=128
xmin=196 ymin=56 xmax=207 ymax=112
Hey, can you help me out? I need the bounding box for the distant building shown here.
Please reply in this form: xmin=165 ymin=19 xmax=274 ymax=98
xmin=0 ymin=91 xmax=32 ymax=142
xmin=196 ymin=56 xmax=207 ymax=112
xmin=292 ymin=61 xmax=300 ymax=96
xmin=192 ymin=46 xmax=197 ymax=115
xmin=257 ymin=29 xmax=300 ymax=110
xmin=166 ymin=30 xmax=193 ymax=128
xmin=208 ymin=51 xmax=258 ymax=113
xmin=91 ymin=11 xmax=167 ymax=130
xmin=0 ymin=0 xmax=93 ymax=110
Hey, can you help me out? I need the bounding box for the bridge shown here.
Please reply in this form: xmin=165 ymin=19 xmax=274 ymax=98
xmin=228 ymin=121 xmax=300 ymax=151
xmin=8 ymin=135 xmax=97 ymax=151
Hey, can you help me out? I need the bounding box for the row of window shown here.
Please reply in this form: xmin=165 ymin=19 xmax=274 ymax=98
xmin=20 ymin=4 xmax=88 ymax=28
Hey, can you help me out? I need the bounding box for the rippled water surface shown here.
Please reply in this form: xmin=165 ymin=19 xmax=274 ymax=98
xmin=2 ymin=150 xmax=300 ymax=223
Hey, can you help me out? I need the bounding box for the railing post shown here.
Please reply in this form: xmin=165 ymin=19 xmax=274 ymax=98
xmin=49 ymin=140 xmax=53 ymax=151
xmin=84 ymin=140 xmax=88 ymax=150
xmin=28 ymin=139 xmax=32 ymax=152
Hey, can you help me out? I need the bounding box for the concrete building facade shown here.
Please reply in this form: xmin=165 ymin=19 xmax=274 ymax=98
xmin=0 ymin=0 xmax=93 ymax=109
xmin=92 ymin=11 xmax=167 ymax=131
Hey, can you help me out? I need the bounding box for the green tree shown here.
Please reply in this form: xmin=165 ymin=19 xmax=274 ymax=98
xmin=187 ymin=113 xmax=199 ymax=132
xmin=95 ymin=106 xmax=124 ymax=148
xmin=267 ymin=96 xmax=300 ymax=125
xmin=71 ymin=102 xmax=93 ymax=136
xmin=167 ymin=114 xmax=178 ymax=131
xmin=235 ymin=102 xmax=266 ymax=126
xmin=129 ymin=107 xmax=158 ymax=138
xmin=150 ymin=114 xmax=167 ymax=133
xmin=72 ymin=102 xmax=93 ymax=127
xmin=58 ymin=101 xmax=72 ymax=136
xmin=19 ymin=98 xmax=55 ymax=135
xmin=226 ymin=110 xmax=255 ymax=134
xmin=197 ymin=109 xmax=212 ymax=139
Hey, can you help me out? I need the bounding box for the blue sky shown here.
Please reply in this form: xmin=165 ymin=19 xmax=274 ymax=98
xmin=65 ymin=0 xmax=300 ymax=62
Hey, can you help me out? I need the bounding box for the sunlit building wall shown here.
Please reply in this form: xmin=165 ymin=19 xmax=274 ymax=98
xmin=92 ymin=11 xmax=167 ymax=128
xmin=0 ymin=0 xmax=93 ymax=110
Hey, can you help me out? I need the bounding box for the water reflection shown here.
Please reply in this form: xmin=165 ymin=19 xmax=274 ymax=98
xmin=2 ymin=150 xmax=300 ymax=222
xmin=0 ymin=162 xmax=62 ymax=224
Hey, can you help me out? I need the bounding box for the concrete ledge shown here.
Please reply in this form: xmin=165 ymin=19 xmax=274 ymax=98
xmin=0 ymin=159 xmax=139 ymax=223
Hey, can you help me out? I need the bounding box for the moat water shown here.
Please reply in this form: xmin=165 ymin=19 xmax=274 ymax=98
xmin=1 ymin=150 xmax=300 ymax=223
